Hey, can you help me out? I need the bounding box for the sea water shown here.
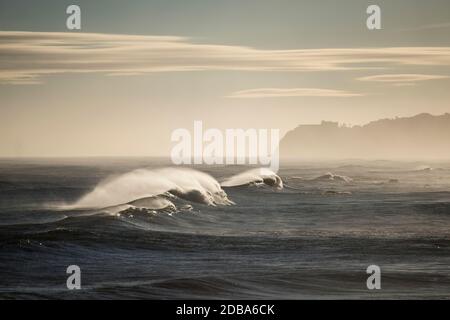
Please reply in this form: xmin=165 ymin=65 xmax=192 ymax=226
xmin=0 ymin=158 xmax=449 ymax=299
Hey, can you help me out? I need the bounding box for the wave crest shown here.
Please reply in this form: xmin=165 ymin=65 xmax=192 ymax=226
xmin=220 ymin=168 xmax=283 ymax=189
xmin=72 ymin=167 xmax=233 ymax=209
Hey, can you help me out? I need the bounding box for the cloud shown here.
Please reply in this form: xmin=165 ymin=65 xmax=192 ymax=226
xmin=357 ymin=74 xmax=449 ymax=86
xmin=1 ymin=31 xmax=450 ymax=84
xmin=227 ymin=88 xmax=362 ymax=98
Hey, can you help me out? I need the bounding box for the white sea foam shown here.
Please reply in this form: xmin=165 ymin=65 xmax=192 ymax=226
xmin=129 ymin=196 xmax=177 ymax=210
xmin=312 ymin=172 xmax=353 ymax=183
xmin=292 ymin=172 xmax=353 ymax=183
xmin=413 ymin=165 xmax=433 ymax=172
xmin=220 ymin=168 xmax=283 ymax=189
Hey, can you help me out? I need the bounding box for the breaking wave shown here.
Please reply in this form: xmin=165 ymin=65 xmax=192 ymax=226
xmin=413 ymin=165 xmax=433 ymax=172
xmin=292 ymin=172 xmax=353 ymax=183
xmin=71 ymin=167 xmax=233 ymax=209
xmin=313 ymin=172 xmax=353 ymax=183
xmin=220 ymin=168 xmax=283 ymax=189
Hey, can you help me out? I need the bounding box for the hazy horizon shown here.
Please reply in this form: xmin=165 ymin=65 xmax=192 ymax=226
xmin=1 ymin=112 xmax=450 ymax=161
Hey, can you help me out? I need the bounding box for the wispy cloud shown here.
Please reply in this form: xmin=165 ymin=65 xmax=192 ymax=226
xmin=1 ymin=31 xmax=450 ymax=84
xmin=357 ymin=74 xmax=449 ymax=86
xmin=227 ymin=88 xmax=363 ymax=98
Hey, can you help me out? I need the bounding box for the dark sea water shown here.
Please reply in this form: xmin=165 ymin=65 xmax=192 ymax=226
xmin=0 ymin=158 xmax=449 ymax=299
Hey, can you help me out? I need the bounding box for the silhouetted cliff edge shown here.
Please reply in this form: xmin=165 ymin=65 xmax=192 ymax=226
xmin=280 ymin=113 xmax=450 ymax=159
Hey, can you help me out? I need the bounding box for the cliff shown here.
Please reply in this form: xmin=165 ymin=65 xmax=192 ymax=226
xmin=280 ymin=113 xmax=450 ymax=159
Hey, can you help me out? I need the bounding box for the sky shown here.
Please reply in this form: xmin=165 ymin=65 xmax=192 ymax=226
xmin=0 ymin=0 xmax=450 ymax=157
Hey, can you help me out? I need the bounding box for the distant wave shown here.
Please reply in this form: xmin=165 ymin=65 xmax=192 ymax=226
xmin=71 ymin=167 xmax=234 ymax=209
xmin=413 ymin=165 xmax=433 ymax=172
xmin=292 ymin=172 xmax=353 ymax=183
xmin=313 ymin=172 xmax=353 ymax=183
xmin=220 ymin=168 xmax=283 ymax=189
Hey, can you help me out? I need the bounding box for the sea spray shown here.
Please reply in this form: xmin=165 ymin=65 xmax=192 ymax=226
xmin=72 ymin=167 xmax=233 ymax=209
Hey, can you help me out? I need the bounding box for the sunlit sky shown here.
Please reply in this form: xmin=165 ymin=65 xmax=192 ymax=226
xmin=1 ymin=0 xmax=450 ymax=157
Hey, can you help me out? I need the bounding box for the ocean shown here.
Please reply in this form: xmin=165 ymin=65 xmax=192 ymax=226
xmin=0 ymin=158 xmax=449 ymax=299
